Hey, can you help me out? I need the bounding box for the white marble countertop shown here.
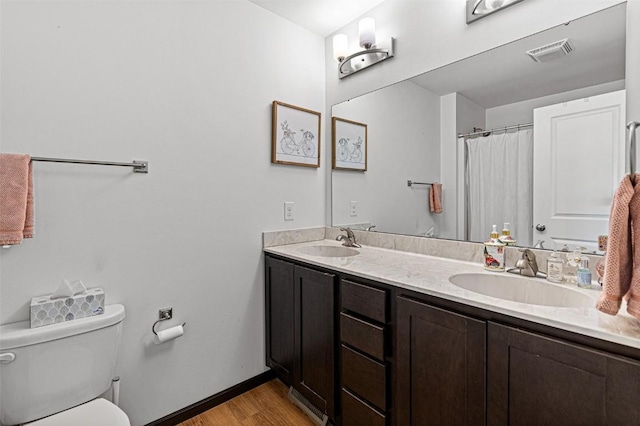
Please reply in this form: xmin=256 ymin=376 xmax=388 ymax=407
xmin=265 ymin=239 xmax=640 ymax=351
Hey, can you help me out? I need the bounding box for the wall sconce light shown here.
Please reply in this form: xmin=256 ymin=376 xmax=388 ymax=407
xmin=333 ymin=18 xmax=394 ymax=79
xmin=466 ymin=0 xmax=525 ymax=24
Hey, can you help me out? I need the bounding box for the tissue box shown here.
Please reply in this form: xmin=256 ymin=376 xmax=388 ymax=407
xmin=30 ymin=288 xmax=105 ymax=328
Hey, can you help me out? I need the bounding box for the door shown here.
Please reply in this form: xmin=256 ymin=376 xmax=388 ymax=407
xmin=533 ymin=90 xmax=626 ymax=252
xmin=265 ymin=257 xmax=295 ymax=384
xmin=396 ymin=297 xmax=486 ymax=426
xmin=293 ymin=265 xmax=337 ymax=420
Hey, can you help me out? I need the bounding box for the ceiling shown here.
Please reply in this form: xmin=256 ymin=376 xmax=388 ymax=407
xmin=411 ymin=4 xmax=626 ymax=108
xmin=248 ymin=0 xmax=386 ymax=37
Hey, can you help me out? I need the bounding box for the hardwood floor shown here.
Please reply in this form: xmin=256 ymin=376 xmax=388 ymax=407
xmin=178 ymin=379 xmax=316 ymax=426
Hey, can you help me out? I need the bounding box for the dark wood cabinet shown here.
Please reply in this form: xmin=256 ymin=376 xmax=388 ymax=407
xmin=293 ymin=264 xmax=337 ymax=420
xmin=265 ymin=255 xmax=337 ymax=421
xmin=488 ymin=322 xmax=640 ymax=426
xmin=396 ymin=296 xmax=486 ymax=426
xmin=265 ymin=256 xmax=295 ymax=383
xmin=339 ymin=279 xmax=391 ymax=425
xmin=266 ymin=253 xmax=640 ymax=426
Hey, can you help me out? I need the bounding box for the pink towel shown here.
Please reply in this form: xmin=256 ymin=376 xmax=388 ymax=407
xmin=0 ymin=154 xmax=34 ymax=245
xmin=596 ymin=174 xmax=640 ymax=319
xmin=429 ymin=183 xmax=442 ymax=214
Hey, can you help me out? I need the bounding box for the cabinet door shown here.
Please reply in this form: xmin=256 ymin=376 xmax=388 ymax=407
xmin=265 ymin=257 xmax=295 ymax=384
xmin=488 ymin=322 xmax=640 ymax=425
xmin=294 ymin=265 xmax=337 ymax=419
xmin=396 ymin=297 xmax=486 ymax=426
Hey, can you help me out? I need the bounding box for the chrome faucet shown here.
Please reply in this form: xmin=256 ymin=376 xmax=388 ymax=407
xmin=510 ymin=248 xmax=539 ymax=277
xmin=336 ymin=227 xmax=361 ymax=248
xmin=365 ymin=225 xmax=376 ymax=231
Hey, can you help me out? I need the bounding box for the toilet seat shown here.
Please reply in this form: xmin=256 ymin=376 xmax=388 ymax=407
xmin=27 ymin=398 xmax=130 ymax=426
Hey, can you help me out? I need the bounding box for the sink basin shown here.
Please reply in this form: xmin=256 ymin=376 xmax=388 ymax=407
xmin=448 ymin=273 xmax=595 ymax=308
xmin=297 ymin=245 xmax=359 ymax=258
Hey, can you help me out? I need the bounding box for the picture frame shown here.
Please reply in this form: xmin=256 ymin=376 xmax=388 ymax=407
xmin=332 ymin=117 xmax=367 ymax=171
xmin=271 ymin=101 xmax=321 ymax=168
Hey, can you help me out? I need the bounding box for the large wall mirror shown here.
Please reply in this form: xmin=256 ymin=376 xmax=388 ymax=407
xmin=331 ymin=4 xmax=626 ymax=253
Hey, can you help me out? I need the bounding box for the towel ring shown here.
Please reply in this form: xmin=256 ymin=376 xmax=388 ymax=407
xmin=152 ymin=320 xmax=187 ymax=336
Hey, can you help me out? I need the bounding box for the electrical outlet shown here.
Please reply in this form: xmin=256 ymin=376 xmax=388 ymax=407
xmin=350 ymin=201 xmax=358 ymax=217
xmin=284 ymin=202 xmax=295 ymax=221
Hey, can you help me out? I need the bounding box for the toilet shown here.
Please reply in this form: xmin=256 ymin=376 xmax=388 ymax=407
xmin=0 ymin=304 xmax=130 ymax=425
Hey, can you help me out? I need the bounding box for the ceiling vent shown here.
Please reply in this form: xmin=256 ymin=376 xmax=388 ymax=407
xmin=526 ymin=38 xmax=574 ymax=63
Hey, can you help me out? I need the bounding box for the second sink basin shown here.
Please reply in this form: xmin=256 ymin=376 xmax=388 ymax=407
xmin=448 ymin=273 xmax=595 ymax=308
xmin=297 ymin=245 xmax=359 ymax=258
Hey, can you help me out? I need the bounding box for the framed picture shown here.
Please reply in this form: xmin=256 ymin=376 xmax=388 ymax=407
xmin=272 ymin=101 xmax=321 ymax=168
xmin=332 ymin=117 xmax=367 ymax=171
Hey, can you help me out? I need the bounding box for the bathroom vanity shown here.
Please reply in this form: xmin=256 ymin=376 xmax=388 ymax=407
xmin=264 ymin=238 xmax=640 ymax=425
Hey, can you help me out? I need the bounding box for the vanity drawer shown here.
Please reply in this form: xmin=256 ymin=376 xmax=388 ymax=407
xmin=340 ymin=312 xmax=385 ymax=361
xmin=341 ymin=388 xmax=386 ymax=426
xmin=341 ymin=345 xmax=387 ymax=410
xmin=341 ymin=279 xmax=387 ymax=323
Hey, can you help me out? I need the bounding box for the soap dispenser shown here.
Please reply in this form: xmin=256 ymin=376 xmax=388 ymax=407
xmin=546 ymin=251 xmax=564 ymax=283
xmin=498 ymin=222 xmax=516 ymax=246
xmin=484 ymin=225 xmax=506 ymax=272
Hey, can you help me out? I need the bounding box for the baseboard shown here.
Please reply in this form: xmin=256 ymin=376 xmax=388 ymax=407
xmin=145 ymin=370 xmax=276 ymax=426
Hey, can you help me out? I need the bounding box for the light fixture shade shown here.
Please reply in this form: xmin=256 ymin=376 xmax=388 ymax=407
xmin=359 ymin=18 xmax=376 ymax=49
xmin=333 ymin=34 xmax=349 ymax=62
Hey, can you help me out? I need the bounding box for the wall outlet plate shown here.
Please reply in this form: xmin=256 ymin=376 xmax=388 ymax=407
xmin=284 ymin=202 xmax=295 ymax=221
xmin=350 ymin=201 xmax=358 ymax=217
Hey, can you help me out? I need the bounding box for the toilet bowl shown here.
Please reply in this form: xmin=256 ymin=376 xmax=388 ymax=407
xmin=27 ymin=398 xmax=129 ymax=426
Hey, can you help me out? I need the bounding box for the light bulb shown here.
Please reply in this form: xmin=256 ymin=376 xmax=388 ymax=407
xmin=485 ymin=0 xmax=505 ymax=10
xmin=359 ymin=17 xmax=376 ymax=49
xmin=333 ymin=34 xmax=348 ymax=62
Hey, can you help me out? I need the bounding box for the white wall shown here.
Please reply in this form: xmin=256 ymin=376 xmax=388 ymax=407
xmin=0 ymin=1 xmax=325 ymax=425
xmin=332 ymin=80 xmax=440 ymax=236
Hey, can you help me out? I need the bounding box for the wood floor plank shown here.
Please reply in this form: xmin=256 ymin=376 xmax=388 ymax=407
xmin=177 ymin=379 xmax=315 ymax=426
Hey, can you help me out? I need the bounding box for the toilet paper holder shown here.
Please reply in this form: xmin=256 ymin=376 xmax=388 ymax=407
xmin=152 ymin=307 xmax=186 ymax=336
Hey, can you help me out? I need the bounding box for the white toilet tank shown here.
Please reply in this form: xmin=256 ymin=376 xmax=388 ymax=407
xmin=0 ymin=304 xmax=125 ymax=425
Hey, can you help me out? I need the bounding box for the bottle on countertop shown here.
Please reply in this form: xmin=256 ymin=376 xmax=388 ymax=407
xmin=484 ymin=225 xmax=506 ymax=272
xmin=498 ymin=222 xmax=516 ymax=246
xmin=564 ymin=250 xmax=581 ymax=284
xmin=546 ymin=251 xmax=564 ymax=283
xmin=577 ymin=257 xmax=592 ymax=288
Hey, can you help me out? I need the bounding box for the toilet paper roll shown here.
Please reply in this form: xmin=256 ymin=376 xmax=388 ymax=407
xmin=154 ymin=325 xmax=184 ymax=344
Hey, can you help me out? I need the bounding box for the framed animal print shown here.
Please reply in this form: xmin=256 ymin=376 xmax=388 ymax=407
xmin=332 ymin=117 xmax=367 ymax=171
xmin=272 ymin=101 xmax=321 ymax=168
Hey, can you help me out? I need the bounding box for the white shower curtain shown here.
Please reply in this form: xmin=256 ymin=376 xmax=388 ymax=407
xmin=466 ymin=128 xmax=533 ymax=247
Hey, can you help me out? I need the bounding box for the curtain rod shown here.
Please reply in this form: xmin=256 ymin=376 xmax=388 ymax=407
xmin=31 ymin=157 xmax=148 ymax=173
xmin=458 ymin=122 xmax=533 ymax=139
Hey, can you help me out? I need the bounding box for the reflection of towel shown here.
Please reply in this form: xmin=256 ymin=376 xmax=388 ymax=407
xmin=429 ymin=183 xmax=442 ymax=214
xmin=596 ymin=174 xmax=640 ymax=318
xmin=0 ymin=154 xmax=34 ymax=245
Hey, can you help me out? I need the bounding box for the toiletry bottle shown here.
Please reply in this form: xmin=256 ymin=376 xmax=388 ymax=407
xmin=499 ymin=222 xmax=516 ymax=246
xmin=564 ymin=250 xmax=581 ymax=284
xmin=484 ymin=225 xmax=506 ymax=272
xmin=577 ymin=257 xmax=592 ymax=288
xmin=546 ymin=251 xmax=564 ymax=283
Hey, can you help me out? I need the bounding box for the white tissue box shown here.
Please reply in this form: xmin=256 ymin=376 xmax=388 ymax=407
xmin=29 ymin=288 xmax=105 ymax=328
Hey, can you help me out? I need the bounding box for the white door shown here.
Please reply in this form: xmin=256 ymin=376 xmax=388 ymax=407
xmin=533 ymin=90 xmax=626 ymax=253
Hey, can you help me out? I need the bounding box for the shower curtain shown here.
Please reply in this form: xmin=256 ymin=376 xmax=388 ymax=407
xmin=466 ymin=128 xmax=533 ymax=247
